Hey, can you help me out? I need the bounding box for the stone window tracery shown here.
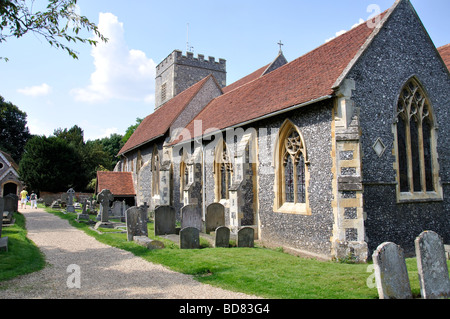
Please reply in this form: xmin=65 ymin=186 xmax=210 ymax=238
xmin=283 ymin=130 xmax=306 ymax=204
xmin=274 ymin=120 xmax=310 ymax=214
xmin=395 ymin=78 xmax=442 ymax=201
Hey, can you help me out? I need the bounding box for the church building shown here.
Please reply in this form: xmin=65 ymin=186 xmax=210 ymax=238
xmin=112 ymin=0 xmax=450 ymax=262
xmin=0 ymin=150 xmax=23 ymax=197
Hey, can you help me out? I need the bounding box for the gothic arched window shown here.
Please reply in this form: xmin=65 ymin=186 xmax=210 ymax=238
xmin=275 ymin=120 xmax=310 ymax=214
xmin=395 ymin=78 xmax=442 ymax=201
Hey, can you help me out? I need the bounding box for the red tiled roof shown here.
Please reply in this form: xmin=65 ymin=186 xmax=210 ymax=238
xmin=118 ymin=74 xmax=214 ymax=155
xmin=438 ymin=44 xmax=450 ymax=71
xmin=175 ymin=11 xmax=388 ymax=144
xmin=222 ymin=63 xmax=270 ymax=93
xmin=96 ymin=171 xmax=135 ymax=196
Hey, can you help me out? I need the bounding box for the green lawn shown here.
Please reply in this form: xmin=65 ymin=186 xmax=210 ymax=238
xmin=2 ymin=207 xmax=448 ymax=298
xmin=0 ymin=212 xmax=46 ymax=282
xmin=42 ymin=207 xmax=446 ymax=299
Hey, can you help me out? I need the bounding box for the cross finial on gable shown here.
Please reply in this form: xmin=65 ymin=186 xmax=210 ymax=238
xmin=278 ymin=40 xmax=284 ymax=53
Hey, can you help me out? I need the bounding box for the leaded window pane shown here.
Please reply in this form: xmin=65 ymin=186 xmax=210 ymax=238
xmin=284 ymin=155 xmax=294 ymax=203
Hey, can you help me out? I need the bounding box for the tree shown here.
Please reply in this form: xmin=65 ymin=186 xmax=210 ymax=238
xmin=0 ymin=95 xmax=31 ymax=162
xmin=0 ymin=0 xmax=107 ymax=61
xmin=88 ymin=133 xmax=124 ymax=170
xmin=122 ymin=117 xmax=143 ymax=144
xmin=19 ymin=135 xmax=83 ymax=192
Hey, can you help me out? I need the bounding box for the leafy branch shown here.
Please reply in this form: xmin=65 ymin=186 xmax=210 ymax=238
xmin=0 ymin=0 xmax=108 ymax=60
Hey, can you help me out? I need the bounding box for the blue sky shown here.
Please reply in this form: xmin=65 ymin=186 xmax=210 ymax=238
xmin=0 ymin=0 xmax=448 ymax=141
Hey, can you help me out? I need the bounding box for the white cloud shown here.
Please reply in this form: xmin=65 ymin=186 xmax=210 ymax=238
xmin=325 ymin=18 xmax=365 ymax=43
xmin=71 ymin=13 xmax=156 ymax=103
xmin=17 ymin=83 xmax=52 ymax=97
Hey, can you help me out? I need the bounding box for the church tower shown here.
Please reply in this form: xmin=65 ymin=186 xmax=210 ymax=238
xmin=155 ymin=50 xmax=226 ymax=110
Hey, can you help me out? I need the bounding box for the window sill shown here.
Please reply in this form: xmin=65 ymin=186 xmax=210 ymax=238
xmin=397 ymin=191 xmax=443 ymax=203
xmin=274 ymin=202 xmax=311 ymax=215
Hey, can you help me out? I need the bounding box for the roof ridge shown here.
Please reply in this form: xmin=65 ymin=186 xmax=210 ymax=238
xmin=118 ymin=74 xmax=215 ymax=155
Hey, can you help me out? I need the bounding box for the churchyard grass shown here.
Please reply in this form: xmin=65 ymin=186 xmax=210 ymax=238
xmin=0 ymin=212 xmax=46 ymax=282
xmin=41 ymin=207 xmax=449 ymax=298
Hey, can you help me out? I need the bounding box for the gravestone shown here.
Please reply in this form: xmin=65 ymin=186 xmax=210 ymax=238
xmin=181 ymin=204 xmax=202 ymax=231
xmin=415 ymin=231 xmax=450 ymax=299
xmin=77 ymin=199 xmax=90 ymax=221
xmin=66 ymin=188 xmax=76 ymax=213
xmin=215 ymin=226 xmax=230 ymax=248
xmin=180 ymin=227 xmax=200 ymax=249
xmin=0 ymin=197 xmax=7 ymax=252
xmin=0 ymin=197 xmax=3 ymax=237
xmin=111 ymin=201 xmax=123 ymax=218
xmin=88 ymin=199 xmax=97 ymax=214
xmin=4 ymin=194 xmax=17 ymax=213
xmin=372 ymin=242 xmax=412 ymax=299
xmin=154 ymin=206 xmax=176 ymax=236
xmin=95 ymin=189 xmax=114 ymax=229
xmin=125 ymin=206 xmax=148 ymax=242
xmin=205 ymin=203 xmax=225 ymax=234
xmin=140 ymin=202 xmax=149 ymax=221
xmin=51 ymin=201 xmax=61 ymax=209
xmin=237 ymin=227 xmax=254 ymax=248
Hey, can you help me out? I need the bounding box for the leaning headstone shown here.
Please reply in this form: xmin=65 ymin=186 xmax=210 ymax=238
xmin=415 ymin=231 xmax=450 ymax=299
xmin=125 ymin=206 xmax=148 ymax=241
xmin=205 ymin=203 xmax=225 ymax=234
xmin=94 ymin=189 xmax=114 ymax=229
xmin=215 ymin=226 xmax=230 ymax=248
xmin=372 ymin=242 xmax=412 ymax=299
xmin=154 ymin=206 xmax=176 ymax=236
xmin=51 ymin=201 xmax=61 ymax=209
xmin=180 ymin=227 xmax=200 ymax=249
xmin=66 ymin=188 xmax=76 ymax=213
xmin=237 ymin=227 xmax=254 ymax=248
xmin=181 ymin=204 xmax=202 ymax=231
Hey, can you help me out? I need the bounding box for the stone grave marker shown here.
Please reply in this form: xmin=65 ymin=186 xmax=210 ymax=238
xmin=0 ymin=197 xmax=4 ymax=237
xmin=66 ymin=188 xmax=76 ymax=213
xmin=180 ymin=227 xmax=200 ymax=249
xmin=4 ymin=194 xmax=17 ymax=213
xmin=373 ymin=242 xmax=412 ymax=299
xmin=154 ymin=206 xmax=176 ymax=236
xmin=181 ymin=204 xmax=202 ymax=231
xmin=125 ymin=206 xmax=148 ymax=241
xmin=0 ymin=197 xmax=7 ymax=252
xmin=215 ymin=226 xmax=230 ymax=248
xmin=205 ymin=203 xmax=225 ymax=234
xmin=111 ymin=201 xmax=123 ymax=218
xmin=415 ymin=231 xmax=450 ymax=299
xmin=140 ymin=202 xmax=149 ymax=221
xmin=95 ymin=189 xmax=114 ymax=229
xmin=77 ymin=198 xmax=90 ymax=221
xmin=237 ymin=227 xmax=254 ymax=248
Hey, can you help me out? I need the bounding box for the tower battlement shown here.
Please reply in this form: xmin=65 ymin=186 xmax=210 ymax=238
xmin=156 ymin=50 xmax=226 ymax=74
xmin=155 ymin=50 xmax=227 ymax=110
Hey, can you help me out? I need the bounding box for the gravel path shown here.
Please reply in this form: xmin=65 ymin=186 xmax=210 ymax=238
xmin=0 ymin=207 xmax=258 ymax=299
